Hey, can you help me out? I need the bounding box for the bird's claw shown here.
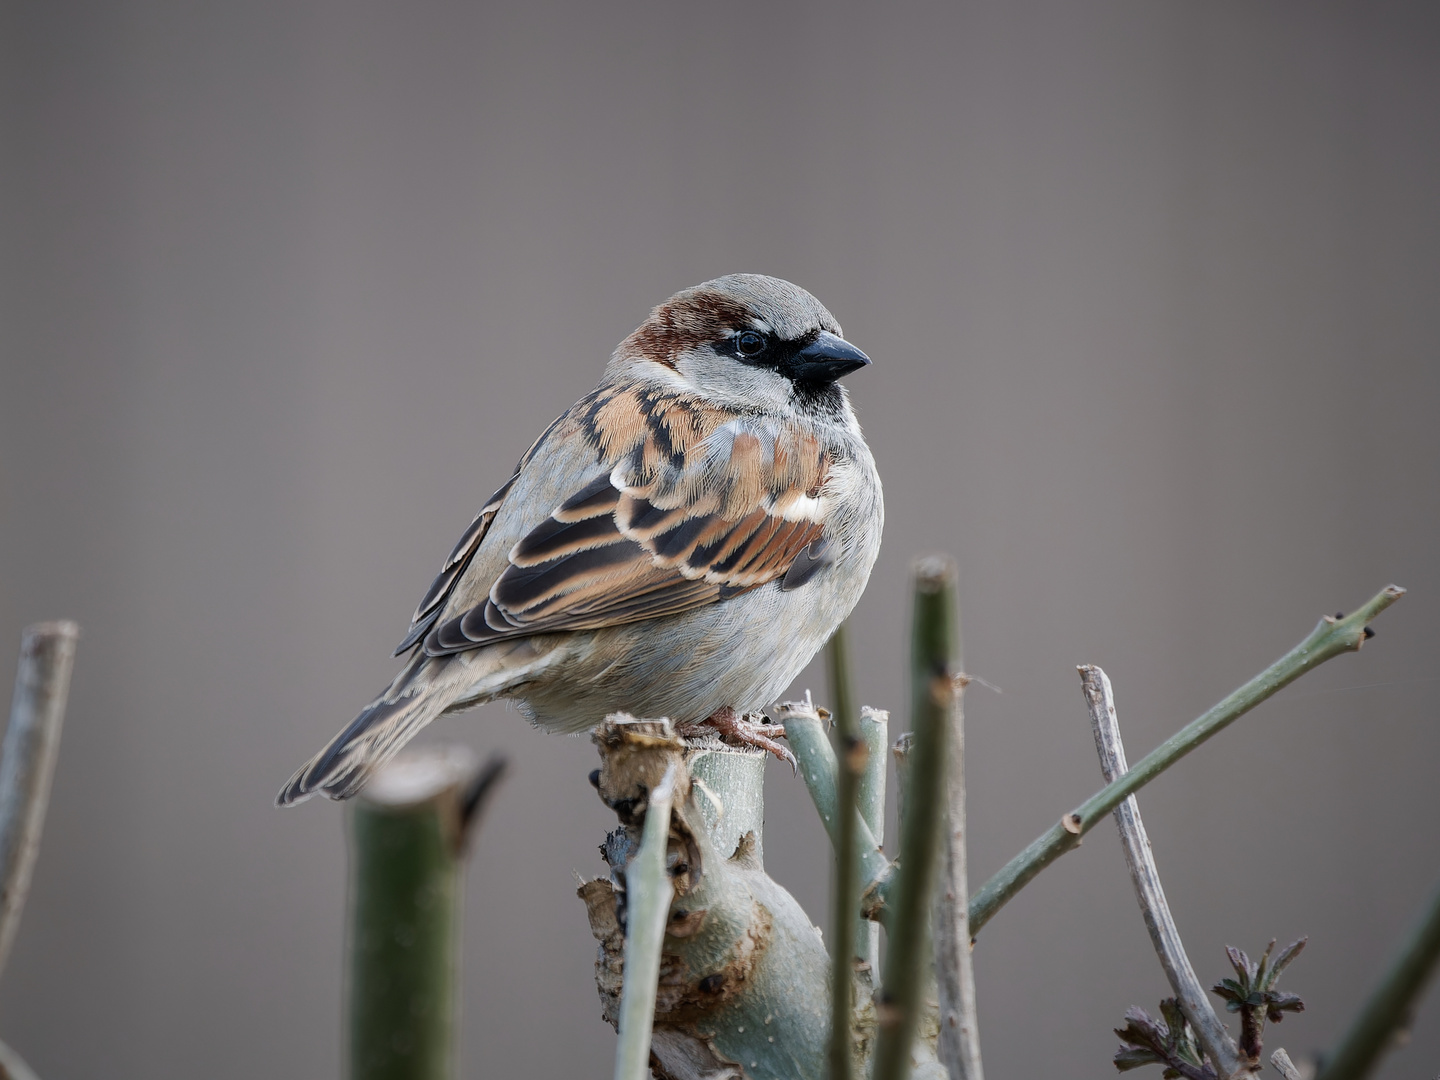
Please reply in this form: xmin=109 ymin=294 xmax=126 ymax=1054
xmin=703 ymin=707 xmax=797 ymax=773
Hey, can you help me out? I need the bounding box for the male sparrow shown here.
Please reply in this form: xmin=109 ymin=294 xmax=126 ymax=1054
xmin=278 ymin=274 xmax=883 ymax=805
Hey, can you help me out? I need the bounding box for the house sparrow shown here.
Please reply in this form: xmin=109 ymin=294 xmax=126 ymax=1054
xmin=278 ymin=274 xmax=883 ymax=805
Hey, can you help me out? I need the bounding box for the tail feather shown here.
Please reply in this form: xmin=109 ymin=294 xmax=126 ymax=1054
xmin=276 ymin=639 xmax=554 ymax=806
xmin=277 ymin=655 xmax=463 ymax=805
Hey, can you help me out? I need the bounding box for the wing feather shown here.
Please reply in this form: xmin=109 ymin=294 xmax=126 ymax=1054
xmin=392 ymin=472 xmax=519 ymax=655
xmin=414 ymin=391 xmax=834 ymax=658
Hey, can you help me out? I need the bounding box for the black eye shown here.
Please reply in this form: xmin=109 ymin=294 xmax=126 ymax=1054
xmin=735 ymin=330 xmax=766 ymax=357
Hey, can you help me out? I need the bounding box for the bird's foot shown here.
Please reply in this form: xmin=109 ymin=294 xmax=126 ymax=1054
xmin=697 ymin=706 xmax=796 ymax=772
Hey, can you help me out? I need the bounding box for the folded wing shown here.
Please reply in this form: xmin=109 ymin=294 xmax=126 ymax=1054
xmin=421 ymin=412 xmax=834 ymax=656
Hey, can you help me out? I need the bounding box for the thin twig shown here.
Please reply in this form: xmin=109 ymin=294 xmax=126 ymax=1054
xmin=0 ymin=1038 xmax=41 ymax=1080
xmin=613 ymin=761 xmax=679 ymax=1080
xmin=872 ymin=557 xmax=959 ymax=1080
xmin=0 ymin=622 xmax=79 ymax=980
xmin=827 ymin=626 xmax=862 ymax=1080
xmin=857 ymin=706 xmax=888 ymax=974
xmin=1314 ymin=874 xmax=1440 ymax=1080
xmin=781 ymin=701 xmax=891 ymax=898
xmin=935 ymin=669 xmax=983 ymax=1080
xmin=1080 ymin=665 xmax=1242 ymax=1079
xmin=960 ymin=586 xmax=1404 ymax=936
xmin=1271 ymin=1049 xmax=1304 ymax=1080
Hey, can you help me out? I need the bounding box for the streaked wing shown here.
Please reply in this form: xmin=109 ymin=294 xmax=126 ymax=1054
xmin=391 ymin=412 xmax=575 ymax=655
xmin=422 ymin=395 xmax=833 ymax=656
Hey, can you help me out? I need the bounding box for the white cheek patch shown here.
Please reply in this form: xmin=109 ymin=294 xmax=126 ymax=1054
xmin=674 ymin=353 xmax=795 ymax=413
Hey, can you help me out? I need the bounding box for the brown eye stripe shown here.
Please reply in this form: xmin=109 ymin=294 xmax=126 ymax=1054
xmin=619 ymin=289 xmax=754 ymax=368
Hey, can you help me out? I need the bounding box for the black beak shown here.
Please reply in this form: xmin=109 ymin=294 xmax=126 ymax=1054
xmin=786 ymin=331 xmax=872 ymax=383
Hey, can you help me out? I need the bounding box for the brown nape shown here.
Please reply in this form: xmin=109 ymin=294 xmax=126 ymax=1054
xmin=619 ymin=289 xmax=753 ymax=368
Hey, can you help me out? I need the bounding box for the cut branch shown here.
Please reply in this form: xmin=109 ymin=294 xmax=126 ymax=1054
xmin=0 ymin=1038 xmax=40 ymax=1080
xmin=872 ymin=557 xmax=958 ymax=1080
xmin=1314 ymin=874 xmax=1440 ymax=1080
xmin=0 ymin=621 xmax=79 ymax=980
xmin=857 ymin=706 xmax=888 ymax=974
xmin=963 ymin=585 xmax=1403 ymax=936
xmin=613 ymin=760 xmax=679 ymax=1080
xmin=583 ymin=717 xmax=836 ymax=1080
xmin=348 ymin=745 xmax=505 ymax=1080
xmin=780 ymin=701 xmax=892 ymax=910
xmin=1270 ymin=1049 xmax=1303 ymax=1080
xmin=935 ymin=669 xmax=983 ymax=1080
xmin=1079 ymin=665 xmax=1241 ymax=1079
xmin=826 ymin=626 xmax=862 ymax=1080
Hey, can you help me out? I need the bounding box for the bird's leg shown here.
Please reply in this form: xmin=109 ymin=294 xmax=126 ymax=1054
xmin=701 ymin=706 xmax=796 ymax=771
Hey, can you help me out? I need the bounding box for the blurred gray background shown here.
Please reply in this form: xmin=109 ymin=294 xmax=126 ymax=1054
xmin=3 ymin=1 xmax=1438 ymax=1076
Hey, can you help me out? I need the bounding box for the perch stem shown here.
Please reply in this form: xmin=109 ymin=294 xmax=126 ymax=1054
xmin=348 ymin=746 xmax=504 ymax=1080
xmin=0 ymin=621 xmax=78 ymax=980
xmin=872 ymin=558 xmax=959 ymax=1080
xmin=1079 ymin=665 xmax=1242 ymax=1079
xmin=783 ymin=705 xmax=892 ymax=903
xmin=963 ymin=585 xmax=1404 ymax=936
xmin=613 ymin=761 xmax=679 ymax=1080
xmin=826 ymin=625 xmax=861 ymax=1080
xmin=1314 ymin=874 xmax=1440 ymax=1080
xmin=857 ymin=707 xmax=889 ymax=974
xmin=935 ymin=659 xmax=983 ymax=1078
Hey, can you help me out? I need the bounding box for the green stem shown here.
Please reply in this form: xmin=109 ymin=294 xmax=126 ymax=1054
xmin=613 ymin=762 xmax=679 ymax=1080
xmin=872 ymin=558 xmax=959 ymax=1080
xmin=783 ymin=704 xmax=892 ymax=899
xmin=1315 ymin=876 xmax=1440 ymax=1080
xmin=348 ymin=748 xmax=504 ymax=1080
xmin=961 ymin=585 xmax=1404 ymax=937
xmin=827 ymin=626 xmax=861 ymax=1080
xmin=857 ymin=706 xmax=889 ymax=973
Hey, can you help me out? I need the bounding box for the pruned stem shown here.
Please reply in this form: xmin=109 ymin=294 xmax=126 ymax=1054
xmin=872 ymin=557 xmax=959 ymax=1080
xmin=0 ymin=1038 xmax=41 ymax=1080
xmin=613 ymin=761 xmax=679 ymax=1080
xmin=584 ymin=717 xmax=836 ymax=1079
xmin=858 ymin=706 xmax=888 ymax=973
xmin=964 ymin=586 xmax=1404 ymax=936
xmin=1314 ymin=874 xmax=1440 ymax=1080
xmin=348 ymin=745 xmax=504 ymax=1080
xmin=935 ymin=669 xmax=983 ymax=1080
xmin=1080 ymin=665 xmax=1241 ymax=1079
xmin=0 ymin=621 xmax=79 ymax=980
xmin=781 ymin=701 xmax=892 ymax=906
xmin=1270 ymin=1049 xmax=1304 ymax=1080
xmin=827 ymin=626 xmax=861 ymax=1080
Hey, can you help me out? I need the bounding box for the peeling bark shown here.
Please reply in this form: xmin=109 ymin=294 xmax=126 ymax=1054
xmin=581 ymin=717 xmax=837 ymax=1080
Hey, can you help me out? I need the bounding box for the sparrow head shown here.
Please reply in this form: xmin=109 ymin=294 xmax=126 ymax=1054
xmin=614 ymin=274 xmax=871 ymax=416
